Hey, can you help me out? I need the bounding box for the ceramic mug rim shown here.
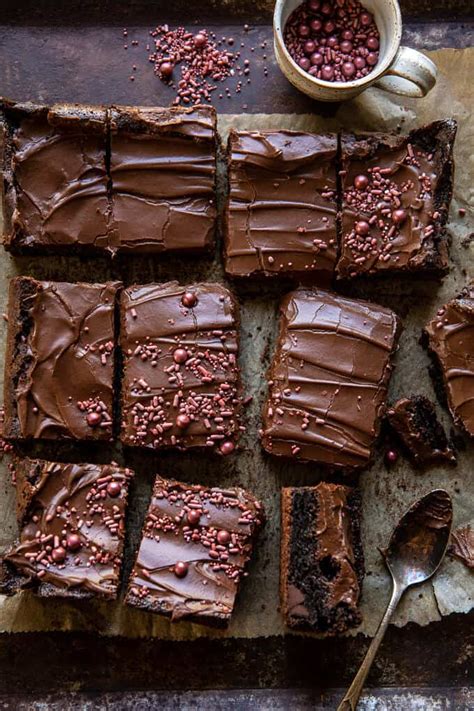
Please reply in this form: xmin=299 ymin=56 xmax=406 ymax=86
xmin=273 ymin=0 xmax=403 ymax=90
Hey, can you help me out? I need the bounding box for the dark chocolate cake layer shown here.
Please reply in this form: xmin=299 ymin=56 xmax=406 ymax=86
xmin=386 ymin=395 xmax=456 ymax=467
xmin=424 ymin=284 xmax=474 ymax=437
xmin=280 ymin=483 xmax=364 ymax=634
xmin=3 ymin=277 xmax=120 ymax=441
xmin=120 ymin=281 xmax=244 ymax=454
xmin=109 ymin=104 xmax=217 ymax=254
xmin=1 ymin=100 xmax=113 ymax=253
xmin=337 ymin=119 xmax=457 ymax=279
xmin=1 ymin=458 xmax=133 ymax=599
xmin=224 ymin=130 xmax=338 ymax=280
xmin=261 ymin=288 xmax=401 ymax=469
xmin=126 ymin=475 xmax=265 ymax=627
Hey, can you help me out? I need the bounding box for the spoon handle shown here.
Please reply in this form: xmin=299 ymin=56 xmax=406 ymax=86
xmin=337 ymin=583 xmax=404 ymax=711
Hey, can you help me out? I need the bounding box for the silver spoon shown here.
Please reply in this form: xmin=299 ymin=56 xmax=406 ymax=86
xmin=338 ymin=489 xmax=453 ymax=711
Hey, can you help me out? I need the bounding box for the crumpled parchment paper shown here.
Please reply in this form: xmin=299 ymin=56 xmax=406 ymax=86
xmin=0 ymin=48 xmax=472 ymax=639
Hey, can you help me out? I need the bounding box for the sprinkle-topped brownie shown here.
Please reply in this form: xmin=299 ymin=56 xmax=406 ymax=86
xmin=337 ymin=120 xmax=457 ymax=279
xmin=109 ymin=105 xmax=217 ymax=253
xmin=1 ymin=458 xmax=133 ymax=599
xmin=126 ymin=475 xmax=265 ymax=626
xmin=120 ymin=282 xmax=244 ymax=454
xmin=261 ymin=288 xmax=401 ymax=469
xmin=1 ymin=100 xmax=113 ymax=253
xmin=280 ymin=483 xmax=364 ymax=634
xmin=3 ymin=277 xmax=120 ymax=441
xmin=224 ymin=130 xmax=339 ymax=280
xmin=424 ymin=285 xmax=474 ymax=437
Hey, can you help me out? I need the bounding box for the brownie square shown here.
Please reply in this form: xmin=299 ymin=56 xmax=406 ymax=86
xmin=3 ymin=277 xmax=121 ymax=441
xmin=1 ymin=100 xmax=113 ymax=253
xmin=337 ymin=120 xmax=457 ymax=279
xmin=120 ymin=282 xmax=243 ymax=454
xmin=109 ymin=105 xmax=217 ymax=253
xmin=1 ymin=458 xmax=133 ymax=599
xmin=386 ymin=395 xmax=456 ymax=467
xmin=423 ymin=284 xmax=474 ymax=437
xmin=126 ymin=475 xmax=265 ymax=627
xmin=224 ymin=130 xmax=339 ymax=280
xmin=261 ymin=288 xmax=401 ymax=469
xmin=280 ymin=483 xmax=364 ymax=634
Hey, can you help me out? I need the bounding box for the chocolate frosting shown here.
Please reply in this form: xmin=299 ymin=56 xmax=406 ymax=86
xmin=120 ymin=281 xmax=243 ymax=453
xmin=5 ymin=459 xmax=132 ymax=598
xmin=337 ymin=120 xmax=456 ymax=278
xmin=282 ymin=483 xmax=363 ymax=633
xmin=225 ymin=130 xmax=338 ymax=278
xmin=126 ymin=476 xmax=264 ymax=623
xmin=10 ymin=106 xmax=112 ymax=250
xmin=262 ymin=288 xmax=400 ymax=469
xmin=425 ymin=285 xmax=474 ymax=437
xmin=109 ymin=105 xmax=216 ymax=253
xmin=5 ymin=278 xmax=120 ymax=441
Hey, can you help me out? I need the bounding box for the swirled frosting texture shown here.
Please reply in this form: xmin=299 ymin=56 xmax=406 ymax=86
xmin=4 ymin=277 xmax=120 ymax=441
xmin=262 ymin=288 xmax=400 ymax=469
xmin=4 ymin=458 xmax=132 ymax=598
xmin=425 ymin=285 xmax=474 ymax=437
xmin=120 ymin=281 xmax=243 ymax=453
xmin=126 ymin=475 xmax=264 ymax=626
xmin=224 ymin=130 xmax=338 ymax=279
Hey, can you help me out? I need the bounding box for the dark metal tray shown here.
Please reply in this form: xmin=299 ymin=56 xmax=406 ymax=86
xmin=0 ymin=1 xmax=473 ymax=707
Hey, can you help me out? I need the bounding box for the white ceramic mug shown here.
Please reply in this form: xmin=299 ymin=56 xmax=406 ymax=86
xmin=274 ymin=0 xmax=437 ymax=101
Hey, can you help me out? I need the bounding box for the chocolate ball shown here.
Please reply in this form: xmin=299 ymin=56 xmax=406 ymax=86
xmin=341 ymin=29 xmax=354 ymax=41
xmin=173 ymin=561 xmax=189 ymax=578
xmin=187 ymin=510 xmax=201 ymax=526
xmin=360 ymin=11 xmax=373 ymax=26
xmin=308 ymin=66 xmax=319 ymax=76
xmin=307 ymin=0 xmax=321 ymax=11
xmin=327 ymin=35 xmax=338 ymax=48
xmin=160 ymin=62 xmax=174 ymax=78
xmin=355 ymin=220 xmax=370 ymax=236
xmin=320 ymin=2 xmax=333 ymax=15
xmin=217 ymin=529 xmax=231 ymax=544
xmin=354 ymin=174 xmax=369 ymax=190
xmin=340 ymin=40 xmax=353 ymax=54
xmin=86 ymin=412 xmax=102 ymax=427
xmin=176 ymin=414 xmax=191 ymax=429
xmin=173 ymin=348 xmax=188 ymax=364
xmin=392 ymin=209 xmax=407 ymax=225
xmin=354 ymin=56 xmax=366 ymax=69
xmin=298 ymin=23 xmax=311 ymax=38
xmin=323 ymin=20 xmax=335 ymax=34
xmin=52 ymin=546 xmax=66 ymax=563
xmin=342 ymin=61 xmax=356 ymax=78
xmin=298 ymin=57 xmax=311 ymax=71
xmin=310 ymin=51 xmax=324 ymax=66
xmin=304 ymin=39 xmax=316 ymax=55
xmin=310 ymin=18 xmax=323 ymax=32
xmin=66 ymin=534 xmax=82 ymax=551
xmin=366 ymin=52 xmax=379 ymax=66
xmin=220 ymin=440 xmax=235 ymax=455
xmin=385 ymin=449 xmax=398 ymax=464
xmin=182 ymin=292 xmax=198 ymax=308
xmin=366 ymin=36 xmax=379 ymax=51
xmin=321 ymin=65 xmax=334 ymax=81
xmin=194 ymin=33 xmax=207 ymax=48
xmin=107 ymin=481 xmax=122 ymax=498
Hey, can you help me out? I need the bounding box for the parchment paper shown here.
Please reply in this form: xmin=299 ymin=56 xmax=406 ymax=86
xmin=0 ymin=48 xmax=472 ymax=639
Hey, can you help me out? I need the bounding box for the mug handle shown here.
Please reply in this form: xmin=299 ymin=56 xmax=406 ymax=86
xmin=374 ymin=46 xmax=437 ymax=98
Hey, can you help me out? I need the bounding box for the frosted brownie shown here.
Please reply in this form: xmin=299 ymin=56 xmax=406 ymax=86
xmin=281 ymin=483 xmax=364 ymax=634
xmin=261 ymin=288 xmax=401 ymax=469
xmin=224 ymin=130 xmax=338 ymax=280
xmin=120 ymin=282 xmax=243 ymax=454
xmin=126 ymin=475 xmax=265 ymax=627
xmin=3 ymin=277 xmax=120 ymax=441
xmin=1 ymin=458 xmax=133 ymax=599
